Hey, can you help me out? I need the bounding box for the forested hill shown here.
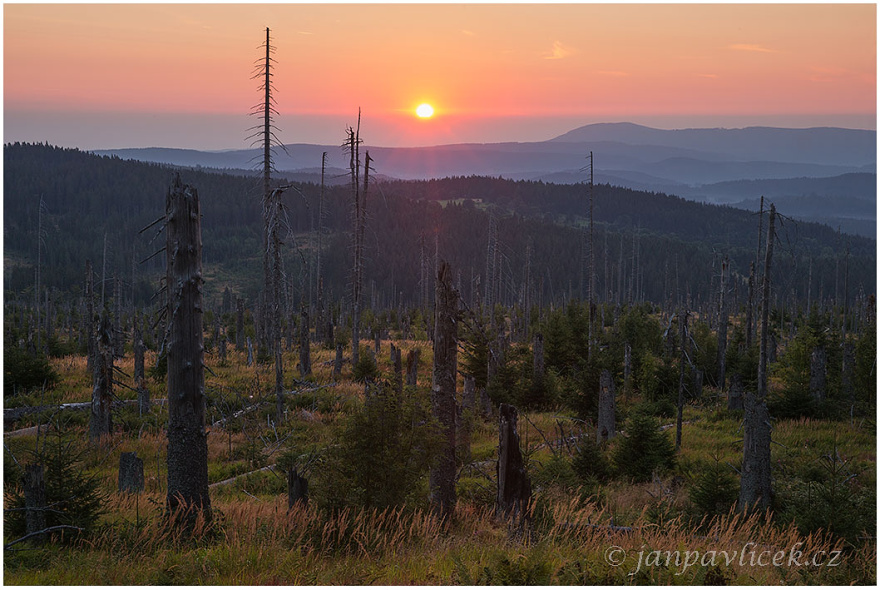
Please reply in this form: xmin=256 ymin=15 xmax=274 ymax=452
xmin=4 ymin=143 xmax=874 ymax=310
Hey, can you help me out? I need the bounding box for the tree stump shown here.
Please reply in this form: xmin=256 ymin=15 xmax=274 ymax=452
xmin=119 ymin=452 xmax=145 ymax=493
xmin=596 ymin=369 xmax=616 ymax=443
xmin=287 ymin=469 xmax=308 ymax=509
xmin=406 ymin=348 xmax=420 ymax=387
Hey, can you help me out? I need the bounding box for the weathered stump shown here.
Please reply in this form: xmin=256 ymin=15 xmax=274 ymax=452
xmin=406 ymin=348 xmax=420 ymax=387
xmin=119 ymin=452 xmax=145 ymax=493
xmin=497 ymin=403 xmax=532 ymax=536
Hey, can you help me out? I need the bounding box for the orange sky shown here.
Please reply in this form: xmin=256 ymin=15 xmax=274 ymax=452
xmin=4 ymin=3 xmax=876 ymax=149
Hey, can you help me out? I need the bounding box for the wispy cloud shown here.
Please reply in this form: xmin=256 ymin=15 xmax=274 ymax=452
xmin=461 ymin=29 xmax=475 ymax=37
xmin=545 ymin=41 xmax=573 ymax=60
xmin=728 ymin=43 xmax=775 ymax=53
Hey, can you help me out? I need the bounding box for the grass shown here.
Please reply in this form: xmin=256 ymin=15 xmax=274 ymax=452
xmin=3 ymin=338 xmax=876 ymax=585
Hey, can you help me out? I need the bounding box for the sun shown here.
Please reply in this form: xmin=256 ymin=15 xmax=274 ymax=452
xmin=416 ymin=103 xmax=434 ymax=118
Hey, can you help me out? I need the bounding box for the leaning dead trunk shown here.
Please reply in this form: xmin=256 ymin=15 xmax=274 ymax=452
xmin=165 ymin=174 xmax=211 ymax=521
xmin=430 ymin=260 xmax=458 ymax=521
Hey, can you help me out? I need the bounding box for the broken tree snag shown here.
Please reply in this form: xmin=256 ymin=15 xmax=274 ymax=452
xmin=727 ymin=374 xmax=744 ymax=411
xmin=809 ymin=345 xmax=827 ymax=402
xmin=134 ymin=314 xmax=150 ymax=415
xmin=740 ymin=203 xmax=775 ymax=514
xmin=406 ymin=348 xmax=420 ymax=387
xmin=430 ymin=260 xmax=459 ymax=521
xmin=596 ymin=369 xmax=616 ymax=443
xmin=496 ymin=403 xmax=532 ymax=535
xmin=165 ymin=174 xmax=211 ymax=522
xmin=333 ymin=342 xmax=343 ymax=377
xmin=24 ymin=463 xmax=46 ymax=541
xmin=717 ymin=256 xmax=729 ymax=390
xmin=119 ymin=452 xmax=145 ymax=493
xmin=287 ymin=469 xmax=308 ymax=509
xmin=740 ymin=391 xmax=772 ymax=511
xmin=89 ymin=310 xmax=114 ymax=441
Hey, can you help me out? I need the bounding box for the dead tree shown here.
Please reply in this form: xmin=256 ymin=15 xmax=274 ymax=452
xmin=346 ymin=115 xmax=368 ymax=368
xmin=299 ymin=306 xmax=311 ymax=377
xmin=430 ymin=260 xmax=458 ymax=520
xmin=89 ymin=310 xmax=114 ymax=441
xmin=406 ymin=348 xmax=420 ymax=387
xmin=745 ymin=262 xmax=756 ymax=350
xmin=740 ymin=203 xmax=775 ymax=513
xmin=85 ymin=260 xmax=96 ymax=374
xmin=314 ymin=152 xmax=327 ymax=344
xmin=596 ymin=369 xmax=616 ymax=443
xmin=165 ymin=174 xmax=210 ymax=521
xmin=676 ymin=309 xmax=689 ymax=450
xmin=133 ymin=313 xmax=150 ymax=415
xmin=717 ymin=256 xmax=729 ymax=390
xmin=809 ymin=345 xmax=827 ymax=402
xmin=497 ymin=403 xmax=532 ymax=535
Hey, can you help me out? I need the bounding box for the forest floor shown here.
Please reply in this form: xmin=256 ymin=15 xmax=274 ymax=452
xmin=3 ymin=342 xmax=876 ymax=585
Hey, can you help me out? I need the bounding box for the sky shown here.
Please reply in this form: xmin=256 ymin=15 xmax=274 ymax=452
xmin=3 ymin=2 xmax=877 ymax=150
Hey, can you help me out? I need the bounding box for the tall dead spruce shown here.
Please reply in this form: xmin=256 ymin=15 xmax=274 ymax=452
xmin=739 ymin=203 xmax=775 ymax=513
xmin=165 ymin=174 xmax=211 ymax=522
xmin=430 ymin=260 xmax=458 ymax=521
xmin=346 ymin=113 xmax=369 ymax=369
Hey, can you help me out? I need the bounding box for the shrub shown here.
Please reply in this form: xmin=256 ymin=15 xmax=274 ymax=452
xmin=689 ymin=460 xmax=739 ymax=520
xmin=613 ymin=412 xmax=676 ymax=482
xmin=351 ymin=346 xmax=378 ymax=383
xmin=4 ymin=346 xmax=59 ymax=396
xmin=571 ymin=436 xmax=611 ymax=484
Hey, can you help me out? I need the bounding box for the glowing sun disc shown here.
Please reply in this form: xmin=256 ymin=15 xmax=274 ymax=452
xmin=416 ymin=103 xmax=434 ymax=118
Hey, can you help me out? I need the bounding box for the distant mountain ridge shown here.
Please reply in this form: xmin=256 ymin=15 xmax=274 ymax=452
xmin=94 ymin=122 xmax=875 ymax=235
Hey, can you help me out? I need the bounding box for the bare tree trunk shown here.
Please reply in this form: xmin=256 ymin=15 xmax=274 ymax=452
xmin=165 ymin=174 xmax=210 ymax=521
xmin=89 ymin=310 xmax=114 ymax=441
xmin=85 ymin=260 xmax=95 ymax=374
xmin=430 ymin=260 xmax=458 ymax=521
xmin=745 ymin=262 xmax=756 ymax=350
xmin=246 ymin=337 xmax=254 ymax=367
xmin=597 ymin=369 xmax=616 ymax=443
xmin=497 ymin=403 xmax=531 ymax=536
xmin=740 ymin=203 xmax=775 ymax=513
